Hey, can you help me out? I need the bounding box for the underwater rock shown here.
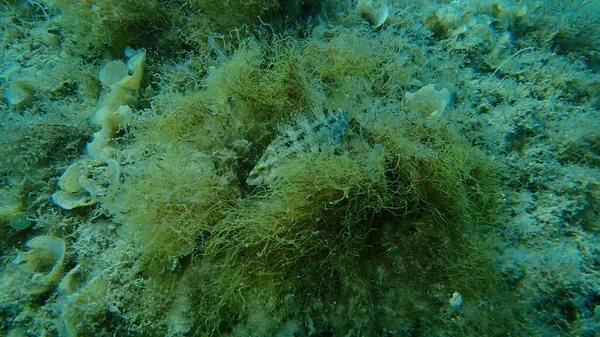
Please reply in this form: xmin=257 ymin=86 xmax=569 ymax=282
xmin=246 ymin=107 xmax=349 ymax=186
xmin=449 ymin=291 xmax=464 ymax=308
xmin=12 ymin=236 xmax=66 ymax=295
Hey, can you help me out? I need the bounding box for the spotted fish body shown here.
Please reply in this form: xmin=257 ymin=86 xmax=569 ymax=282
xmin=246 ymin=107 xmax=349 ymax=186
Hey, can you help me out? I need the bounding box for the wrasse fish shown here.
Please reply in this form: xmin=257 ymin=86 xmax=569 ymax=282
xmin=246 ymin=107 xmax=349 ymax=186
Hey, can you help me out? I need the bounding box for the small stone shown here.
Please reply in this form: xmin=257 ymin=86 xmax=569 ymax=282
xmin=449 ymin=291 xmax=463 ymax=308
